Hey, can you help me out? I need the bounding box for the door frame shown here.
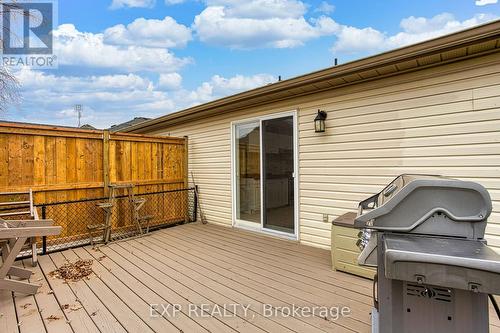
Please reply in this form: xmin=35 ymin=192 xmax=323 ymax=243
xmin=230 ymin=110 xmax=299 ymax=241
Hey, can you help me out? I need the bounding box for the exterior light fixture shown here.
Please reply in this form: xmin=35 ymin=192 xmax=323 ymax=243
xmin=314 ymin=110 xmax=327 ymax=133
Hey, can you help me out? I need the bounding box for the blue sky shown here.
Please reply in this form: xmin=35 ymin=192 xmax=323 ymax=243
xmin=4 ymin=0 xmax=500 ymax=128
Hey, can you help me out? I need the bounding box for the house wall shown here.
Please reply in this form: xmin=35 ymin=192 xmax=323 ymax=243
xmin=150 ymin=52 xmax=500 ymax=252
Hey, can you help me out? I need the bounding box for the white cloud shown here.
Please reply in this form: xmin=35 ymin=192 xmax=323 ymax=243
xmin=110 ymin=0 xmax=155 ymax=9
xmin=193 ymin=3 xmax=497 ymax=52
xmin=475 ymin=0 xmax=497 ymax=6
xmin=193 ymin=4 xmax=339 ymax=49
xmin=315 ymin=1 xmax=335 ymax=14
xmin=104 ymin=17 xmax=192 ymax=48
xmin=205 ymin=0 xmax=307 ymax=19
xmin=13 ymin=67 xmax=175 ymax=128
xmin=399 ymin=13 xmax=456 ymax=34
xmin=331 ymin=13 xmax=498 ymax=54
xmin=158 ymin=73 xmax=183 ymax=90
xmin=184 ymin=73 xmax=276 ymax=104
xmin=54 ymin=24 xmax=191 ymax=73
xmin=209 ymin=73 xmax=276 ymax=95
xmin=17 ymin=68 xmax=154 ymax=92
xmin=332 ymin=26 xmax=385 ymax=54
xmin=11 ymin=67 xmax=275 ymax=128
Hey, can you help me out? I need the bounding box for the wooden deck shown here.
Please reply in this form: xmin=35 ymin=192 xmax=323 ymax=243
xmin=1 ymin=223 xmax=499 ymax=333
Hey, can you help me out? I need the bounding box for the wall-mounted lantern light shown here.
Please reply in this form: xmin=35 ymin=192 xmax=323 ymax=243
xmin=314 ymin=110 xmax=327 ymax=133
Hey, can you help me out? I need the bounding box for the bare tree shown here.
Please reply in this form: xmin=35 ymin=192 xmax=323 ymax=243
xmin=0 ymin=67 xmax=19 ymax=115
xmin=0 ymin=1 xmax=24 ymax=116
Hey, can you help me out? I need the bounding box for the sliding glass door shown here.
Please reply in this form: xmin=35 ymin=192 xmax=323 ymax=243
xmin=233 ymin=113 xmax=296 ymax=237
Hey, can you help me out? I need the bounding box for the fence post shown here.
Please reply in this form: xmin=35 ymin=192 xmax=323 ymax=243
xmin=103 ymin=130 xmax=110 ymax=197
xmin=41 ymin=206 xmax=47 ymax=255
xmin=184 ymin=136 xmax=189 ymax=223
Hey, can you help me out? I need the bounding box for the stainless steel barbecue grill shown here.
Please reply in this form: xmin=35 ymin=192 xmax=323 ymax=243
xmin=354 ymin=174 xmax=500 ymax=333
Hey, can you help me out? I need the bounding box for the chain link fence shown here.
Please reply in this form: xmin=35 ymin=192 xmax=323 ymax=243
xmin=35 ymin=187 xmax=197 ymax=254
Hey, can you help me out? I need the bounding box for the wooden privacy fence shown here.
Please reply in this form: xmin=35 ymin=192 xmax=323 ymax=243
xmin=0 ymin=122 xmax=190 ymax=248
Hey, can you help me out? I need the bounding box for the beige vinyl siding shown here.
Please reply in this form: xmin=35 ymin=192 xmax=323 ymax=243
xmin=152 ymin=52 xmax=500 ymax=252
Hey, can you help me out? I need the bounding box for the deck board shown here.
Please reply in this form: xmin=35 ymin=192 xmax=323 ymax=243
xmin=206 ymin=223 xmax=332 ymax=261
xmin=70 ymin=247 xmax=177 ymax=333
xmin=159 ymin=229 xmax=373 ymax=317
xmin=39 ymin=253 xmax=114 ymax=333
xmin=0 ymin=223 xmax=498 ymax=332
xmin=21 ymin=259 xmax=73 ymax=333
xmin=80 ymin=246 xmax=209 ymax=333
xmin=142 ymin=231 xmax=360 ymax=332
xmin=14 ymin=261 xmax=46 ymax=333
xmin=36 ymin=255 xmax=97 ymax=333
xmin=168 ymin=225 xmax=373 ymax=298
xmin=0 ymin=289 xmax=19 ymax=333
xmin=111 ymin=240 xmax=264 ymax=333
xmin=57 ymin=250 xmax=151 ymax=333
xmin=124 ymin=238 xmax=314 ymax=333
xmin=146 ymin=234 xmax=347 ymax=332
xmin=147 ymin=229 xmax=369 ymax=331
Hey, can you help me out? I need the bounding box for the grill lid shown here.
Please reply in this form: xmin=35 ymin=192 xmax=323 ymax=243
xmin=354 ymin=174 xmax=491 ymax=239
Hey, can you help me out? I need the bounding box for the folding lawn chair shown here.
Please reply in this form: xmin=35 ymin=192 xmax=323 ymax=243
xmin=0 ymin=218 xmax=61 ymax=294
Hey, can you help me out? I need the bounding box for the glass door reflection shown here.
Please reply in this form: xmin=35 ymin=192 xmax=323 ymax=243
xmin=235 ymin=122 xmax=261 ymax=223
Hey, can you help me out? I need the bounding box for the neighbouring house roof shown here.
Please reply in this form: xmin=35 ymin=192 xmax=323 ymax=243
xmin=109 ymin=117 xmax=151 ymax=132
xmin=123 ymin=20 xmax=500 ymax=134
xmin=80 ymin=124 xmax=96 ymax=130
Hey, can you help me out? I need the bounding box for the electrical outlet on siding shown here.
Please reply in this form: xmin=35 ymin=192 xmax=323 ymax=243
xmin=323 ymin=213 xmax=329 ymax=223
